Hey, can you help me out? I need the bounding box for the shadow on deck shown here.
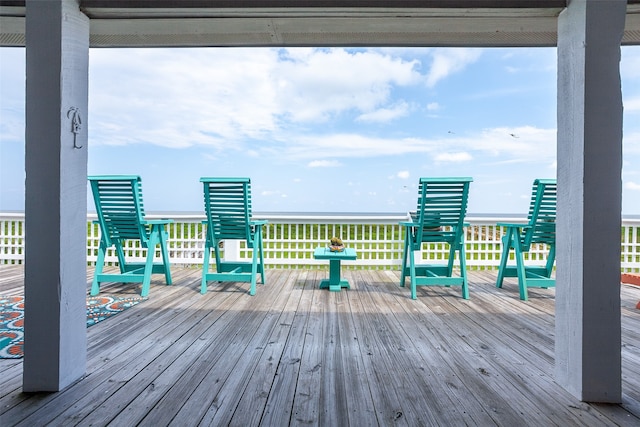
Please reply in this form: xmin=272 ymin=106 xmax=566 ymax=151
xmin=1 ymin=265 xmax=639 ymax=426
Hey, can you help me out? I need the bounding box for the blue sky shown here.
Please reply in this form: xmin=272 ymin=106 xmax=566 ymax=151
xmin=1 ymin=46 xmax=640 ymax=214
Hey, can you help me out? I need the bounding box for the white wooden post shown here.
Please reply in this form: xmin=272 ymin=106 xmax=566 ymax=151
xmin=23 ymin=0 xmax=89 ymax=392
xmin=224 ymin=239 xmax=242 ymax=262
xmin=555 ymin=0 xmax=625 ymax=402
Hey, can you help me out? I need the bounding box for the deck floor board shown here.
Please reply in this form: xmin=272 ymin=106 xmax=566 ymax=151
xmin=1 ymin=265 xmax=640 ymax=426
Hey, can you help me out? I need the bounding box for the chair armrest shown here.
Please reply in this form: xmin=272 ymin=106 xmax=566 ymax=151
xmin=145 ymin=219 xmax=174 ymax=225
xmin=250 ymin=220 xmax=268 ymax=226
xmin=399 ymin=221 xmax=417 ymax=227
xmin=497 ymin=222 xmax=527 ymax=228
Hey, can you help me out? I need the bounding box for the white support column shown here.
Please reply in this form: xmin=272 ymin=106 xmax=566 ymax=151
xmin=555 ymin=0 xmax=625 ymax=402
xmin=23 ymin=0 xmax=89 ymax=392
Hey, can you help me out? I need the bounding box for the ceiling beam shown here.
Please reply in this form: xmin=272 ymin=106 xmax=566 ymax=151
xmin=1 ymin=1 xmax=639 ymax=47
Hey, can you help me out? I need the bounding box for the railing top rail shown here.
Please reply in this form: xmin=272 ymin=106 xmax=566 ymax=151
xmin=253 ymin=212 xmax=411 ymax=224
xmin=0 ymin=212 xmax=26 ymax=219
xmin=3 ymin=211 xmax=640 ymax=225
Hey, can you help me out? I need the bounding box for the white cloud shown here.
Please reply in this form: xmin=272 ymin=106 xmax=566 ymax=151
xmin=288 ymin=134 xmax=434 ymax=160
xmin=624 ymin=96 xmax=640 ymax=113
xmin=356 ymin=101 xmax=411 ymax=123
xmin=277 ymin=124 xmax=556 ymax=165
xmin=623 ymin=131 xmax=640 ymax=154
xmin=260 ymin=190 xmax=288 ymax=199
xmin=470 ymin=126 xmax=557 ymax=161
xmin=89 ymin=48 xmax=280 ymax=148
xmin=397 ymin=171 xmax=410 ymax=179
xmin=86 ymin=47 xmax=424 ymax=148
xmin=466 ymin=86 xmax=530 ymax=101
xmin=622 ymin=46 xmax=640 ymax=81
xmin=307 ymin=160 xmax=342 ymax=168
xmin=426 ymin=48 xmax=482 ymax=88
xmin=434 ymin=152 xmax=473 ymax=163
xmin=274 ymin=48 xmax=421 ymax=122
xmin=0 ymin=48 xmax=25 ymax=145
xmin=625 ymin=181 xmax=640 ymax=191
xmin=426 ymin=102 xmax=440 ymax=111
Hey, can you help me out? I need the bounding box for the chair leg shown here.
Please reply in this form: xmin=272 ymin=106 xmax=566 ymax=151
xmin=400 ymin=230 xmax=410 ymax=287
xmin=250 ymin=243 xmax=258 ymax=296
xmin=496 ymin=230 xmax=514 ymax=289
xmin=514 ymin=235 xmax=528 ymax=301
xmin=214 ymin=239 xmax=223 ymax=273
xmin=91 ymin=240 xmax=107 ymax=296
xmin=545 ymin=244 xmax=556 ymax=279
xmin=140 ymin=232 xmax=159 ymax=298
xmin=409 ymin=246 xmax=417 ymax=300
xmin=446 ymin=243 xmax=456 ymax=277
xmin=257 ymin=230 xmax=266 ymax=285
xmin=115 ymin=243 xmax=127 ymax=273
xmin=201 ymin=240 xmax=212 ymax=294
xmin=459 ymin=243 xmax=469 ymax=300
xmin=444 ymin=244 xmax=457 ymax=288
xmin=158 ymin=225 xmax=172 ymax=285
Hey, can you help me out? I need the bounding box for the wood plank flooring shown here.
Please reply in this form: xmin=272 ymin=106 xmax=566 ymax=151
xmin=1 ymin=264 xmax=640 ymax=426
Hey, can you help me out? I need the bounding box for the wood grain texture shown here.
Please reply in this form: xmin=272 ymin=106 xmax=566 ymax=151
xmin=0 ymin=264 xmax=639 ymax=426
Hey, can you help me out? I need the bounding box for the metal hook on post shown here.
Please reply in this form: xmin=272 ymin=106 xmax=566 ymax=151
xmin=67 ymin=107 xmax=82 ymax=149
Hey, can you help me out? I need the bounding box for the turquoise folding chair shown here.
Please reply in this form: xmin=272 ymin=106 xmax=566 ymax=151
xmin=201 ymin=178 xmax=267 ymax=295
xmin=89 ymin=175 xmax=172 ymax=297
xmin=496 ymin=179 xmax=557 ymax=300
xmin=400 ymin=177 xmax=473 ymax=300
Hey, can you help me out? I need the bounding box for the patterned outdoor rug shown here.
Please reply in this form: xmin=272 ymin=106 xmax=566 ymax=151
xmin=0 ymin=295 xmax=146 ymax=359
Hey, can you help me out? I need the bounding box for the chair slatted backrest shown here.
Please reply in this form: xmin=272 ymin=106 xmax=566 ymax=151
xmin=89 ymin=175 xmax=149 ymax=247
xmin=201 ymin=177 xmax=254 ymax=244
xmin=413 ymin=177 xmax=473 ymax=245
xmin=522 ymin=178 xmax=557 ymax=249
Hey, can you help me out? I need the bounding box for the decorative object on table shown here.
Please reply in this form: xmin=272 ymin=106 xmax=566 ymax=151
xmin=329 ymin=236 xmax=345 ymax=252
xmin=0 ymin=294 xmax=147 ymax=359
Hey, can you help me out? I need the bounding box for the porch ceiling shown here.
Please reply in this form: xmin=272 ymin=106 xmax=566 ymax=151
xmin=1 ymin=0 xmax=640 ymax=48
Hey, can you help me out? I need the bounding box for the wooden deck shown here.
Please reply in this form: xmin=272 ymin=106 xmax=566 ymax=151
xmin=1 ymin=265 xmax=640 ymax=426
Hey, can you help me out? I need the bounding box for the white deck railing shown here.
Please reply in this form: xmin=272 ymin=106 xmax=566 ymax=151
xmin=1 ymin=212 xmax=639 ymax=272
